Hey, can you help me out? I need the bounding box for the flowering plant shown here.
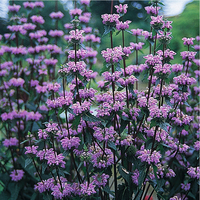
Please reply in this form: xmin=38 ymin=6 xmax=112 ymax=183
xmin=0 ymin=1 xmax=199 ymax=200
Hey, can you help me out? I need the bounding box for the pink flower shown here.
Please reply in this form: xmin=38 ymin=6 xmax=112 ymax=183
xmin=80 ymin=0 xmax=90 ymax=6
xmin=49 ymin=30 xmax=64 ymax=37
xmin=182 ymin=37 xmax=195 ymax=46
xmin=115 ymin=4 xmax=128 ymax=14
xmin=131 ymin=28 xmax=143 ymax=36
xmin=69 ymin=29 xmax=84 ymax=43
xmin=69 ymin=8 xmax=82 ymax=16
xmin=10 ymin=170 xmax=24 ymax=182
xmin=49 ymin=11 xmax=64 ymax=19
xmin=101 ymin=14 xmax=120 ymax=26
xmin=8 ymin=4 xmax=21 ymax=12
xmin=116 ymin=20 xmax=131 ymax=30
xmin=31 ymin=15 xmax=45 ymax=24
xmin=23 ymin=2 xmax=35 ymax=9
xmin=3 ymin=137 xmax=18 ymax=147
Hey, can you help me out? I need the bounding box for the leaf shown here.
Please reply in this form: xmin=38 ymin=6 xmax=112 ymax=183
xmin=48 ymin=109 xmax=55 ymax=116
xmin=30 ymin=193 xmax=38 ymax=200
xmin=155 ymin=78 xmax=160 ymax=87
xmin=103 ymin=185 xmax=114 ymax=196
xmin=72 ymin=115 xmax=81 ymax=129
xmin=116 ymin=30 xmax=121 ymax=36
xmin=10 ymin=183 xmax=20 ymax=200
xmin=152 ymin=165 xmax=158 ymax=183
xmin=42 ymin=162 xmax=47 ymax=174
xmin=138 ymin=164 xmax=147 ymax=188
xmin=20 ymin=87 xmax=30 ymax=96
xmin=108 ymin=141 xmax=117 ymax=151
xmin=25 ymin=158 xmax=32 ymax=168
xmin=102 ymin=25 xmax=114 ymax=37
xmin=82 ymin=112 xmax=100 ymax=122
xmin=159 ymin=122 xmax=171 ymax=132
xmin=125 ymin=30 xmax=133 ymax=35
xmin=137 ymin=132 xmax=147 ymax=142
xmin=66 ymin=73 xmax=75 ymax=84
xmin=118 ymin=165 xmax=130 ymax=184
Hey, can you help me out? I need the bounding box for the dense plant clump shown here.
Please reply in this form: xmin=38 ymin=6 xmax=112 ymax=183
xmin=0 ymin=0 xmax=199 ymax=200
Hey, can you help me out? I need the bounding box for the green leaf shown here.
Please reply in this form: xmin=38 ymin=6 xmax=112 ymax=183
xmin=66 ymin=73 xmax=75 ymax=84
xmin=118 ymin=165 xmax=130 ymax=184
xmin=137 ymin=132 xmax=147 ymax=142
xmin=82 ymin=112 xmax=100 ymax=122
xmin=72 ymin=115 xmax=81 ymax=129
xmin=48 ymin=109 xmax=55 ymax=116
xmin=108 ymin=141 xmax=117 ymax=151
xmin=25 ymin=158 xmax=32 ymax=168
xmin=159 ymin=122 xmax=171 ymax=132
xmin=42 ymin=162 xmax=47 ymax=174
xmin=10 ymin=183 xmax=20 ymax=200
xmin=102 ymin=25 xmax=114 ymax=37
xmin=103 ymin=185 xmax=114 ymax=196
xmin=138 ymin=164 xmax=147 ymax=188
xmin=30 ymin=193 xmax=38 ymax=200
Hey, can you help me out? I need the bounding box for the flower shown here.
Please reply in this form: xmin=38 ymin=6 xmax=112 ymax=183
xmin=31 ymin=15 xmax=45 ymax=24
xmin=69 ymin=29 xmax=84 ymax=43
xmin=115 ymin=4 xmax=128 ymax=14
xmin=101 ymin=46 xmax=124 ymax=63
xmin=145 ymin=6 xmax=160 ymax=15
xmin=49 ymin=11 xmax=64 ymax=19
xmin=8 ymin=4 xmax=21 ymax=12
xmin=131 ymin=28 xmax=143 ymax=36
xmin=101 ymin=14 xmax=120 ymax=26
xmin=10 ymin=169 xmax=24 ymax=181
xmin=182 ymin=37 xmax=195 ymax=46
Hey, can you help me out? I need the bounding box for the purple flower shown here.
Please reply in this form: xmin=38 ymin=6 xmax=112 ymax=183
xmin=80 ymin=0 xmax=90 ymax=6
xmin=72 ymin=101 xmax=91 ymax=115
xmin=101 ymin=14 xmax=120 ymax=26
xmin=8 ymin=4 xmax=21 ymax=12
xmin=45 ymin=148 xmax=66 ymax=168
xmin=8 ymin=78 xmax=25 ymax=87
xmin=131 ymin=28 xmax=143 ymax=36
xmin=31 ymin=15 xmax=45 ymax=24
xmin=49 ymin=11 xmax=64 ymax=19
xmin=101 ymin=46 xmax=124 ymax=63
xmin=49 ymin=30 xmax=64 ymax=37
xmin=130 ymin=42 xmax=144 ymax=50
xmin=92 ymin=173 xmax=109 ymax=187
xmin=132 ymin=169 xmax=139 ymax=185
xmin=23 ymin=2 xmax=35 ymax=9
xmin=181 ymin=51 xmax=197 ymax=60
xmin=138 ymin=148 xmax=161 ymax=164
xmin=10 ymin=169 xmax=24 ymax=182
xmin=150 ymin=15 xmax=164 ymax=29
xmin=61 ymin=136 xmax=81 ymax=150
xmin=115 ymin=4 xmax=128 ymax=14
xmin=173 ymin=74 xmax=196 ymax=86
xmin=80 ymin=182 xmax=96 ymax=196
xmin=187 ymin=167 xmax=200 ymax=179
xmin=102 ymin=71 xmax=122 ymax=82
xmin=35 ymin=2 xmax=44 ymax=8
xmin=181 ymin=183 xmax=191 ymax=191
xmin=162 ymin=21 xmax=172 ymax=30
xmin=79 ymin=12 xmax=91 ymax=23
xmin=69 ymin=29 xmax=84 ymax=43
xmin=69 ymin=8 xmax=82 ymax=17
xmin=182 ymin=37 xmax=195 ymax=46
xmin=25 ymin=145 xmax=38 ymax=155
xmin=145 ymin=6 xmax=160 ymax=15
xmin=194 ymin=141 xmax=200 ymax=151
xmin=154 ymin=63 xmax=171 ymax=75
xmin=3 ymin=137 xmax=18 ymax=147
